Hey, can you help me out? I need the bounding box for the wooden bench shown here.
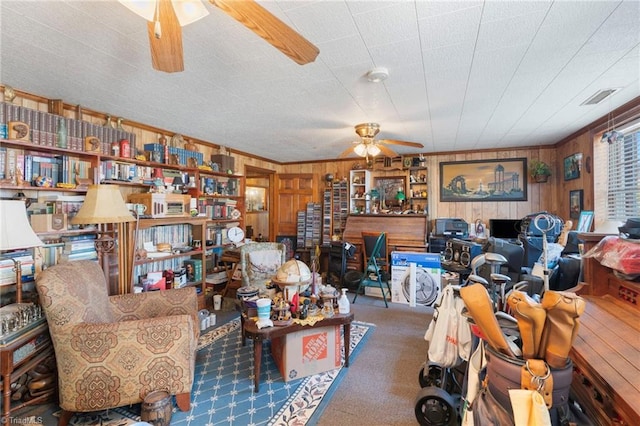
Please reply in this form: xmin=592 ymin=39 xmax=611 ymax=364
xmin=571 ymin=234 xmax=640 ymax=425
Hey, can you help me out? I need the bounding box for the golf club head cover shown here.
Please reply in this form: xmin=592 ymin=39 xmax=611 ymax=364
xmin=539 ymin=290 xmax=586 ymax=368
xmin=507 ymin=290 xmax=546 ymax=359
xmin=460 ymin=283 xmax=515 ymax=357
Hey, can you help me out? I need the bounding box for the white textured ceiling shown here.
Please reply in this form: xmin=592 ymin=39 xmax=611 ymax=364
xmin=1 ymin=0 xmax=638 ymax=163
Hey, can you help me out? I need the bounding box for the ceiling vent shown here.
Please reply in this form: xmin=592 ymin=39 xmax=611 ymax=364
xmin=581 ymin=88 xmax=620 ymax=106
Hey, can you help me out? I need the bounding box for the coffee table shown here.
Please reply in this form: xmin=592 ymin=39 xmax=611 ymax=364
xmin=243 ymin=312 xmax=354 ymax=392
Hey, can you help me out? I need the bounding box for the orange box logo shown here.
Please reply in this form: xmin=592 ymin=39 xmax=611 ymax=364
xmin=302 ymin=331 xmax=328 ymax=363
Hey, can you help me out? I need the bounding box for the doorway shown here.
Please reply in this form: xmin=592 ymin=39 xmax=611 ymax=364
xmin=244 ymin=166 xmax=275 ymax=241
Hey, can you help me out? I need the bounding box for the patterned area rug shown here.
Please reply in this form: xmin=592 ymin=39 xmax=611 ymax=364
xmin=66 ymin=318 xmax=374 ymax=426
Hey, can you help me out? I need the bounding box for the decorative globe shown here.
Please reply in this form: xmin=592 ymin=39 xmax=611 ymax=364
xmin=33 ymin=176 xmax=52 ymax=187
xmin=273 ymin=259 xmax=312 ymax=294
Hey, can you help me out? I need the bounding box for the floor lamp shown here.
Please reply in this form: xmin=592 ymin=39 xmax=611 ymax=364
xmin=71 ymin=185 xmax=134 ymax=292
xmin=0 ymin=200 xmax=43 ymax=304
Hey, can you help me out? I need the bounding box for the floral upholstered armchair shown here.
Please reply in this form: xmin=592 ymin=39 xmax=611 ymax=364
xmin=36 ymin=260 xmax=199 ymax=426
xmin=239 ymin=242 xmax=287 ymax=290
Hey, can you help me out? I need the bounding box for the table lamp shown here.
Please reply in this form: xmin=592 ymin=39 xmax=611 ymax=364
xmin=172 ymin=176 xmax=184 ymax=193
xmin=0 ymin=200 xmax=43 ymax=304
xmin=71 ymin=185 xmax=135 ymax=287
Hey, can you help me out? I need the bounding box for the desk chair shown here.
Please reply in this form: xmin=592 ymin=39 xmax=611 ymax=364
xmin=353 ymin=232 xmax=391 ymax=307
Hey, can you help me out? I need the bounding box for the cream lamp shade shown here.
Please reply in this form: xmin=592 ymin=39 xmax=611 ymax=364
xmin=0 ymin=200 xmax=43 ymax=251
xmin=71 ymin=185 xmax=135 ymax=225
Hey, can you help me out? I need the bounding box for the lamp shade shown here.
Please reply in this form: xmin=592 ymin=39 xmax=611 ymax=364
xmin=0 ymin=200 xmax=43 ymax=251
xmin=367 ymin=144 xmax=381 ymax=157
xmin=71 ymin=185 xmax=135 ymax=225
xmin=354 ymin=143 xmax=368 ymax=157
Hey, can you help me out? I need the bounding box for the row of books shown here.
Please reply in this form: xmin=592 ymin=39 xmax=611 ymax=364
xmin=197 ymin=197 xmax=237 ymax=220
xmin=136 ymin=224 xmax=193 ymax=252
xmin=0 ymin=146 xmax=92 ymax=184
xmin=1 ymin=102 xmax=137 ymax=155
xmin=143 ymin=143 xmax=204 ymax=166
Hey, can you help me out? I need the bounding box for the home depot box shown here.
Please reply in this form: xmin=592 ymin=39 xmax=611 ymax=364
xmin=271 ymin=325 xmax=342 ymax=382
xmin=391 ymin=251 xmax=441 ymax=307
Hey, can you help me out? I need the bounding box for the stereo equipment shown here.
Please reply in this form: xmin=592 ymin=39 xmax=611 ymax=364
xmin=428 ymin=236 xmax=448 ymax=254
xmin=443 ymin=238 xmax=484 ymax=268
xmin=435 ymin=218 xmax=469 ymax=238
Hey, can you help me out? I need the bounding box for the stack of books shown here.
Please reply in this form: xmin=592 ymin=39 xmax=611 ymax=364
xmin=0 ymin=250 xmax=35 ymax=286
xmin=58 ymin=234 xmax=98 ymax=262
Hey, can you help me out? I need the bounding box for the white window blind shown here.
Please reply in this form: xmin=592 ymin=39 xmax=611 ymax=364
xmin=607 ymin=126 xmax=640 ymax=220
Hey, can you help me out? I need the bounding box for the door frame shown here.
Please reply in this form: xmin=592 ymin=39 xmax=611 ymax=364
xmin=244 ymin=165 xmax=276 ymax=240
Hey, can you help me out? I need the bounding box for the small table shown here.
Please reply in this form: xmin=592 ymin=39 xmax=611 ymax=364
xmin=1 ymin=319 xmax=55 ymax=424
xmin=243 ymin=312 xmax=354 ymax=392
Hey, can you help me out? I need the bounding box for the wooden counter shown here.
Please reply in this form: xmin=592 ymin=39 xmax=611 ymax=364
xmin=342 ymin=214 xmax=428 ymax=270
xmin=570 ymin=233 xmax=640 ymax=425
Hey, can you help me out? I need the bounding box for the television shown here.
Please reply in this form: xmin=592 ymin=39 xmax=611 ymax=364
xmin=489 ymin=219 xmax=521 ymax=241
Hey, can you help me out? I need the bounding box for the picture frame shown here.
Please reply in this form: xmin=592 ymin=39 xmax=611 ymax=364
xmin=439 ymin=158 xmax=527 ymax=202
xmin=275 ymin=235 xmax=297 ymax=260
xmin=374 ymin=176 xmax=407 ymax=209
xmin=577 ymin=211 xmax=594 ymax=232
xmin=569 ymin=190 xmax=583 ymax=219
xmin=563 ymin=153 xmax=582 ymax=181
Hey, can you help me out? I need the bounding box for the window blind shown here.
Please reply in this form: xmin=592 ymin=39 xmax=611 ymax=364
xmin=607 ymin=128 xmax=640 ymax=220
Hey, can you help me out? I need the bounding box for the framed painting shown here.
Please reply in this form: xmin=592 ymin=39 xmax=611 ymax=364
xmin=439 ymin=158 xmax=527 ymax=202
xmin=374 ymin=176 xmax=407 ymax=209
xmin=577 ymin=211 xmax=594 ymax=232
xmin=569 ymin=190 xmax=583 ymax=219
xmin=564 ymin=153 xmax=582 ymax=181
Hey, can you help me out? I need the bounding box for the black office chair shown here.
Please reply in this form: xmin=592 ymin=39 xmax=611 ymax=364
xmin=353 ymin=232 xmax=391 ymax=307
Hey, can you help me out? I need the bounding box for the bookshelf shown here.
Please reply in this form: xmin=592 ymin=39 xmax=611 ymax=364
xmin=125 ymin=217 xmax=209 ymax=309
xmin=349 ymin=169 xmax=371 ymax=214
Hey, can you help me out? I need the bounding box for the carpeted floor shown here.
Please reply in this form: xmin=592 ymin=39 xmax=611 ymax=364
xmin=13 ymin=294 xmax=433 ymax=426
xmin=55 ymin=315 xmax=375 ymax=426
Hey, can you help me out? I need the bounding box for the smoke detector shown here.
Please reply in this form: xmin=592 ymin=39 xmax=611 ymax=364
xmin=366 ymin=67 xmax=389 ymax=83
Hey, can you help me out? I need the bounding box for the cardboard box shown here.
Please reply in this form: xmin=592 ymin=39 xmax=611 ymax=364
xmin=391 ymin=251 xmax=441 ymax=307
xmin=210 ymin=154 xmax=234 ymax=173
xmin=30 ymin=213 xmax=67 ymax=232
xmin=271 ymin=325 xmax=342 ymax=382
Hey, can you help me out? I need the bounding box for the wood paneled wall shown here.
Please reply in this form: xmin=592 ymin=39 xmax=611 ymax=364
xmin=5 ymin=87 xmax=597 ymax=232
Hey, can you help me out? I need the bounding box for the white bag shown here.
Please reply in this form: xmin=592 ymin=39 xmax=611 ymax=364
xmin=426 ymin=286 xmax=461 ymax=367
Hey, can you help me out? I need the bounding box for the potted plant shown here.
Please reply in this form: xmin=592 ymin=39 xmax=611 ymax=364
xmin=530 ymin=160 xmax=552 ymax=182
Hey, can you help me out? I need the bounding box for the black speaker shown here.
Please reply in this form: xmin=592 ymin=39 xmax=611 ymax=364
xmin=445 ymin=239 xmax=483 ymax=268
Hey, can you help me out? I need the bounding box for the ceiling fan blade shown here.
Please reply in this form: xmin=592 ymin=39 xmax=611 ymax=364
xmin=378 ymin=145 xmax=399 ymax=158
xmin=210 ymin=0 xmax=319 ymax=65
xmin=147 ymin=0 xmax=184 ymax=73
xmin=339 ymin=146 xmax=356 ymax=158
xmin=380 ymin=139 xmax=424 ymax=148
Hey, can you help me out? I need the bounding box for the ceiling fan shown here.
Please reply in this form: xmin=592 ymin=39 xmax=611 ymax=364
xmin=339 ymin=123 xmax=424 ymax=159
xmin=121 ymin=0 xmax=320 ymax=73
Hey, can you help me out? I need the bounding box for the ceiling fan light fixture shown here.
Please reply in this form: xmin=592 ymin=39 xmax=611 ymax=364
xmin=120 ymin=0 xmax=208 ymax=26
xmin=367 ymin=144 xmax=381 ymax=157
xmin=366 ymin=67 xmax=389 ymax=83
xmin=354 ymin=143 xmax=368 ymax=157
xmin=172 ymin=0 xmax=209 ymax=26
